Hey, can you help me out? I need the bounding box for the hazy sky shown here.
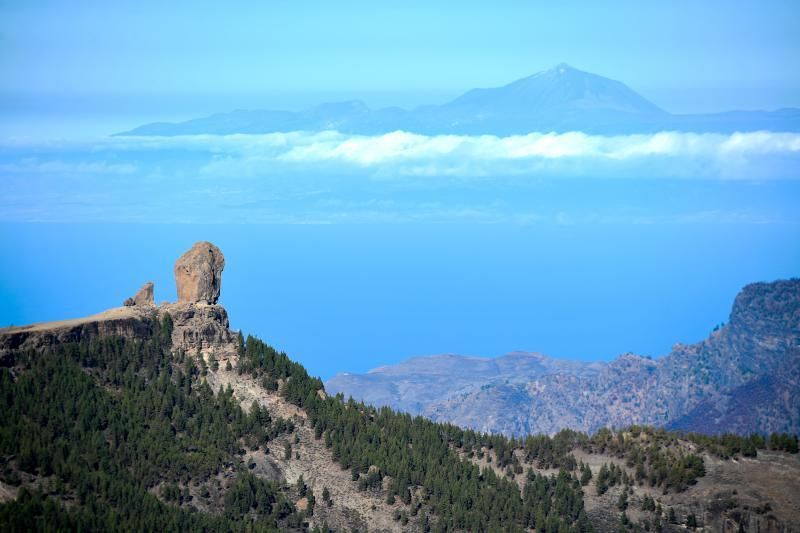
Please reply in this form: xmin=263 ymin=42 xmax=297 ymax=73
xmin=0 ymin=0 xmax=800 ymax=377
xmin=1 ymin=2 xmax=799 ymax=378
xmin=1 ymin=129 xmax=799 ymax=378
xmin=2 ymin=0 xmax=799 ymax=116
xmin=3 ymin=219 xmax=799 ymax=379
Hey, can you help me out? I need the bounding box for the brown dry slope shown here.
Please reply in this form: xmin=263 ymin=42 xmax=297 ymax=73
xmin=458 ymin=435 xmax=800 ymax=532
xmin=204 ymin=363 xmax=406 ymax=532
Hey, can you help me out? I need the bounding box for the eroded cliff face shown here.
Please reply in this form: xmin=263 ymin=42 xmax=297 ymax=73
xmin=0 ymin=307 xmax=158 ymax=363
xmin=0 ymin=241 xmax=236 ymax=360
xmin=161 ymin=301 xmax=234 ymax=352
xmin=330 ymin=278 xmax=800 ymax=437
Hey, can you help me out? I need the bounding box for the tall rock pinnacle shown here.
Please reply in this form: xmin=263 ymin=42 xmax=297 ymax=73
xmin=174 ymin=241 xmax=225 ymax=304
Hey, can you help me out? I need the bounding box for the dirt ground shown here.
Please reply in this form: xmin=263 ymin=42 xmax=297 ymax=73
xmin=206 ymin=363 xmax=410 ymax=532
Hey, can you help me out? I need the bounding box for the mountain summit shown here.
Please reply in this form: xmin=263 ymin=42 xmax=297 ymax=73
xmin=119 ymin=64 xmax=800 ymax=136
xmin=446 ymin=63 xmax=665 ymax=116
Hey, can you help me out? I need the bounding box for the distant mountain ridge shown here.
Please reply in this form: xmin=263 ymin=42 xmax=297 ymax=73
xmin=118 ymin=64 xmax=800 ymax=136
xmin=329 ymin=351 xmax=605 ymax=415
xmin=327 ymin=278 xmax=800 ymax=436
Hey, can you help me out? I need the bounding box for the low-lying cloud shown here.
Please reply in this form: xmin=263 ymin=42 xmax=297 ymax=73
xmin=4 ymin=130 xmax=799 ymax=179
xmin=278 ymin=130 xmax=800 ymax=164
xmin=1 ymin=130 xmax=798 ymax=223
xmin=191 ymin=130 xmax=800 ymax=179
xmin=0 ymin=158 xmax=137 ymax=175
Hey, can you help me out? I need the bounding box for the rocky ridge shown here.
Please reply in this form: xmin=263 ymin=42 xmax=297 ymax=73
xmin=0 ymin=241 xmax=235 ymax=359
xmin=1 ymin=244 xmax=798 ymax=532
xmin=0 ymin=241 xmax=402 ymax=531
xmin=328 ymin=278 xmax=800 ymax=436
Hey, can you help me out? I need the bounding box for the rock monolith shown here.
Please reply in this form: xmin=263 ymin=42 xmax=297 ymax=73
xmin=174 ymin=241 xmax=225 ymax=304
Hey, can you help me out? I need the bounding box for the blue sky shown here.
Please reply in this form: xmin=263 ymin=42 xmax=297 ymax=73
xmin=3 ymin=220 xmax=799 ymax=380
xmin=4 ymin=0 xmax=798 ymax=95
xmin=1 ymin=130 xmax=799 ymax=378
xmin=2 ymin=0 xmax=800 ymax=137
xmin=1 ymin=1 xmax=799 ymax=378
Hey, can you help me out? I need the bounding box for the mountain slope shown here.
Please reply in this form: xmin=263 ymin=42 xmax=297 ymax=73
xmin=447 ymin=64 xmax=665 ymax=115
xmin=118 ymin=64 xmax=800 ymax=136
xmin=329 ymin=279 xmax=800 ymax=437
xmin=1 ymin=245 xmax=799 ymax=531
xmin=418 ymin=63 xmax=668 ymax=134
xmin=0 ymin=243 xmax=589 ymax=532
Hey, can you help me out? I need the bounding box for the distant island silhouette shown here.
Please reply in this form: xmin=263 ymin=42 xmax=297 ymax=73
xmin=119 ymin=64 xmax=800 ymax=136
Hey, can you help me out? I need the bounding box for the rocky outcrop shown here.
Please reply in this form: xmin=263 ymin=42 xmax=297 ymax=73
xmin=124 ymin=281 xmax=154 ymax=307
xmin=166 ymin=242 xmax=234 ymax=352
xmin=174 ymin=241 xmax=225 ymax=304
xmin=162 ymin=301 xmax=234 ymax=353
xmin=0 ymin=241 xmax=236 ymax=360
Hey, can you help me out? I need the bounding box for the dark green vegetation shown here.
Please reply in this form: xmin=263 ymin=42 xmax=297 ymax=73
xmin=0 ymin=318 xmax=301 ymax=532
xmin=495 ymin=424 xmax=797 ymax=494
xmin=682 ymin=430 xmax=799 ymax=457
xmin=1 ymin=326 xmax=798 ymax=532
xmin=517 ymin=428 xmax=709 ymax=493
xmin=240 ymin=336 xmax=592 ymax=532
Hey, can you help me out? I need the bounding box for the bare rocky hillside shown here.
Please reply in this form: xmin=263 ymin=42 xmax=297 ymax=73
xmin=328 ymin=279 xmax=800 ymax=437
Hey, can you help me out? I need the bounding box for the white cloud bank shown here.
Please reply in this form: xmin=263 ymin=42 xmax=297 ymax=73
xmin=276 ymin=130 xmax=800 ymax=164
xmin=190 ymin=130 xmax=800 ymax=179
xmin=2 ymin=130 xmax=800 ymax=180
xmin=1 ymin=130 xmax=798 ymax=224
